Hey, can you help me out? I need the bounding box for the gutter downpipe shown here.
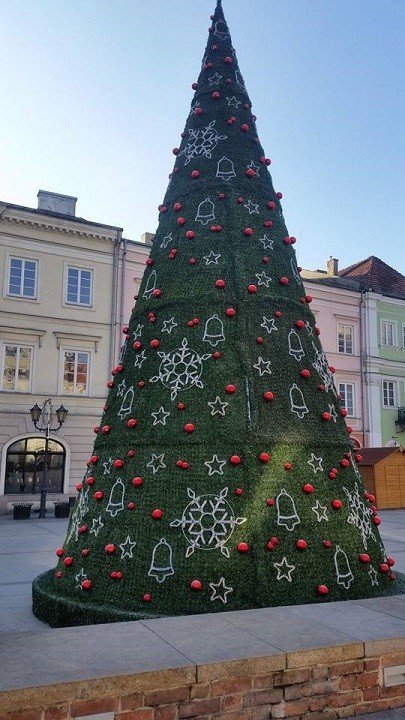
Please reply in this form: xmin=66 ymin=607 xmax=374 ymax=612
xmin=359 ymin=289 xmax=366 ymax=448
xmin=119 ymin=235 xmax=128 ymax=351
xmin=109 ymin=228 xmax=123 ymax=371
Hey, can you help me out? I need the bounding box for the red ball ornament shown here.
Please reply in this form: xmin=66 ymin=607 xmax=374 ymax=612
xmin=86 ymin=476 xmax=95 ymax=486
xmin=340 ymin=458 xmax=350 ymax=468
xmin=300 ymin=369 xmax=311 ymax=379
xmin=114 ymin=458 xmax=124 ymax=469
xmin=235 ymin=488 xmax=244 ymax=496
xmin=212 ymin=351 xmax=222 ymax=359
xmin=90 ymin=455 xmax=99 ymax=464
xmin=262 ymin=256 xmax=270 ymax=264
xmin=143 ymin=593 xmax=152 ymax=603
xmin=230 ymin=455 xmax=241 ymax=465
xmin=93 ymin=425 xmax=100 ymax=434
xmin=317 ymin=584 xmax=329 ymax=596
xmin=184 ymin=423 xmax=195 ymax=433
xmin=373 ymin=516 xmax=381 ymax=526
xmin=133 ymin=340 xmax=142 ymax=350
xmin=267 ymin=201 xmax=276 ymax=210
xmin=63 ymin=557 xmax=73 ymax=567
xmin=152 ymin=509 xmax=163 ymax=520
xmin=127 ymin=501 xmax=136 ymax=510
xmin=244 ymin=227 xmax=254 ymax=237
xmin=331 ymin=499 xmax=343 ymax=510
xmin=322 ymin=412 xmax=332 ymax=422
xmin=296 ymin=539 xmax=308 ymax=550
xmin=153 ymin=288 xmax=162 ymax=298
xmin=355 ymin=453 xmax=363 ymax=463
xmin=248 ymin=284 xmax=257 ymax=294
xmin=172 ymin=147 xmax=180 ymax=155
xmin=280 ymin=276 xmax=289 ymax=286
xmin=81 ymin=579 xmax=92 ymax=591
xmin=145 ymin=257 xmax=153 ymax=267
xmin=78 ymin=525 xmax=88 ymax=535
xmin=127 ymin=450 xmax=135 ymax=458
xmin=295 ymin=320 xmax=305 ymax=329
xmin=189 ymin=258 xmax=197 ymax=265
xmin=246 ymin=168 xmax=256 ymax=178
xmin=266 ymin=498 xmax=275 ymax=506
xmin=237 ymin=542 xmax=249 ymax=553
xmin=284 ymin=462 xmax=293 ymax=471
xmin=132 ymin=476 xmax=143 ymax=487
xmin=259 ymin=452 xmax=271 ymax=463
xmin=257 ymin=336 xmax=264 ymax=344
xmin=190 ymin=170 xmax=200 ymax=179
xmin=127 ymin=418 xmax=137 ymax=428
xmin=107 ymin=380 xmax=114 ymax=388
xmin=215 ymin=279 xmax=226 ymax=289
xmin=75 ymin=483 xmax=83 ymax=492
xmin=241 ymin=123 xmax=249 ymax=132
xmin=379 ymin=563 xmax=389 ymax=573
xmin=194 ymin=106 xmax=203 ymax=116
xmin=226 ymin=384 xmax=236 ymax=394
xmin=176 ymin=217 xmax=186 ymax=226
xmin=110 ymin=571 xmax=123 ymax=580
xmin=81 ymin=548 xmax=90 ymax=557
xmin=323 ymin=540 xmax=332 ymax=549
xmin=387 ymin=557 xmax=395 ymax=567
xmin=263 ymin=391 xmax=274 ymax=402
xmin=190 ymin=579 xmax=202 ymax=591
xmin=359 ymin=553 xmax=371 ymax=563
xmin=237 ymin=196 xmax=244 ymax=204
xmin=226 ymin=307 xmax=236 ymax=317
xmin=276 ymin=192 xmax=283 ymax=199
xmin=303 ymin=483 xmax=314 ymax=494
xmin=191 ymin=82 xmax=198 ymax=89
xmin=224 ymin=56 xmax=233 ymax=64
xmin=138 ymin=380 xmax=145 ymax=388
xmin=266 ymin=541 xmax=275 ymax=551
xmin=105 ymin=544 xmax=116 ymax=554
xmin=212 ymin=91 xmax=220 ymax=100
xmin=178 ymin=402 xmax=186 ymax=410
xmin=186 ymin=230 xmax=195 ymax=240
xmin=93 ymin=490 xmax=104 ymax=501
xmin=275 ymin=310 xmax=282 ymax=318
xmin=150 ymin=339 xmax=160 ymax=349
xmin=173 ymin=202 xmax=182 ymax=211
xmin=56 ymin=548 xmax=64 ymax=557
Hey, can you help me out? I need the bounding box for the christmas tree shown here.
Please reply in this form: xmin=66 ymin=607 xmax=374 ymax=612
xmin=33 ymin=0 xmax=399 ymax=627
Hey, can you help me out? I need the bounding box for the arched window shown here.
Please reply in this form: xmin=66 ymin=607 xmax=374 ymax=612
xmin=5 ymin=437 xmax=65 ymax=494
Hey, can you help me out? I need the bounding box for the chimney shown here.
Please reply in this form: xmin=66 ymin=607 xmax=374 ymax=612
xmin=327 ymin=257 xmax=339 ymax=276
xmin=141 ymin=232 xmax=154 ymax=246
xmin=37 ymin=190 xmax=77 ymax=216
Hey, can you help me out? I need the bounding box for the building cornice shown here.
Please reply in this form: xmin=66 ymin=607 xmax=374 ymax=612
xmin=0 ymin=204 xmax=122 ymax=242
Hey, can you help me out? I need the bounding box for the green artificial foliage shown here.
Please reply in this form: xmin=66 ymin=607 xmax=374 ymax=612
xmin=33 ymin=0 xmax=401 ymax=628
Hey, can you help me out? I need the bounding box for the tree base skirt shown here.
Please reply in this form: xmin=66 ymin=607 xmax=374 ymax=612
xmin=32 ymin=569 xmax=405 ymax=628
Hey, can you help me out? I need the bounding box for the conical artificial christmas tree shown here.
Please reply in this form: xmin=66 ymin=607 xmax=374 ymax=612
xmin=33 ymin=0 xmax=400 ymax=627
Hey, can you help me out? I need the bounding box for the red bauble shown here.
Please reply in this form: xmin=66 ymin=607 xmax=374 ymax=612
xmin=263 ymin=220 xmax=273 ymax=228
xmin=173 ymin=202 xmax=182 ymax=211
xmin=186 ymin=230 xmax=195 ymax=240
xmin=267 ymin=201 xmax=276 ymax=210
xmin=266 ymin=541 xmax=275 ymax=551
xmin=114 ymin=459 xmax=124 ymax=469
xmin=132 ymin=476 xmax=143 ymax=487
xmin=184 ymin=423 xmax=195 ymax=433
xmin=78 ymin=525 xmax=88 ymax=535
xmin=237 ymin=542 xmax=249 ymax=553
xmin=359 ymin=553 xmax=370 ymax=563
xmin=133 ymin=340 xmax=142 ymax=350
xmin=266 ymin=498 xmax=275 ymax=506
xmin=127 ymin=418 xmax=137 ymax=428
xmin=296 ymin=539 xmax=308 ymax=550
xmin=284 ymin=462 xmax=293 ymax=471
xmin=105 ymin=544 xmax=116 ymax=554
xmin=190 ymin=170 xmax=200 ymax=178
xmin=138 ymin=380 xmax=145 ymax=388
xmin=331 ymin=499 xmax=343 ymax=510
xmin=235 ymin=488 xmax=244 ymax=496
xmin=86 ymin=476 xmax=95 ymax=486
xmin=230 ymin=455 xmax=241 ymax=465
xmin=322 ymin=412 xmax=332 ymax=422
xmin=93 ymin=425 xmax=100 ymax=434
xmin=63 ymin=557 xmax=73 ymax=567
xmin=259 ymin=452 xmax=271 ymax=463
xmin=340 ymin=458 xmax=350 ymax=468
xmin=212 ymin=351 xmax=222 ymax=359
xmin=212 ymin=91 xmax=220 ymax=100
xmin=387 ymin=557 xmax=395 ymax=567
xmin=373 ymin=516 xmax=381 ymax=525
xmin=226 ymin=384 xmax=237 ymax=394
xmin=143 ymin=593 xmax=152 ymax=603
xmin=173 ymin=147 xmax=180 ymax=155
xmin=145 ymin=257 xmax=153 ymax=267
xmin=246 ymin=168 xmax=256 ymax=178
xmin=379 ymin=563 xmax=389 ymax=573
xmin=110 ymin=571 xmax=123 ymax=580
xmin=317 ymin=585 xmax=329 ymax=596
xmin=241 ymin=123 xmax=249 ymax=132
xmin=55 ymin=571 xmax=63 ymax=579
xmin=257 ymin=336 xmax=264 ymax=344
xmin=152 ymin=288 xmax=161 ymax=297
xmin=150 ymin=339 xmax=160 ymax=349
xmin=303 ymin=483 xmax=314 ymax=494
xmin=323 ymin=540 xmax=332 ymax=548
xmin=280 ymin=277 xmax=289 ymax=286
xmin=127 ymin=450 xmax=135 ymax=458
xmin=152 ymin=509 xmax=163 ymax=520
xmin=90 ymin=455 xmax=99 ymax=464
xmin=176 ymin=216 xmax=186 ymax=226
xmin=194 ymin=106 xmax=203 ymax=116
xmin=226 ymin=307 xmax=236 ymax=317
xmin=295 ymin=320 xmax=305 ymax=329
xmin=263 ymin=391 xmax=274 ymax=402
xmin=215 ymin=279 xmax=226 ymax=289
xmin=355 ymin=453 xmax=363 ymax=462
xmin=283 ymin=236 xmax=293 ymax=245
xmin=300 ymin=369 xmax=311 ymax=378
xmin=107 ymin=380 xmax=114 ymax=389
xmin=127 ymin=502 xmax=136 ymax=510
xmin=262 ymin=256 xmax=270 ymax=264
xmin=276 ymin=192 xmax=283 ymax=199
xmin=190 ymin=579 xmax=202 ymax=591
xmin=56 ymin=548 xmax=64 ymax=557
xmin=178 ymin=402 xmax=186 ymax=410
xmin=244 ymin=227 xmax=254 ymax=237
xmin=274 ymin=310 xmax=282 ymax=318
xmin=248 ymin=284 xmax=257 ymax=294
xmin=81 ymin=579 xmax=92 ymax=591
xmin=81 ymin=548 xmax=90 ymax=557
xmin=237 ymin=196 xmax=244 ymax=204
xmin=75 ymin=483 xmax=83 ymax=492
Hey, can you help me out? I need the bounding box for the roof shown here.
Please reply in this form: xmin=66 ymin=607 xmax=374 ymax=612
xmin=304 ymin=276 xmax=362 ymax=292
xmin=0 ymin=200 xmax=123 ymax=232
xmin=339 ymin=256 xmax=405 ymax=299
xmin=357 ymin=446 xmax=404 ymax=465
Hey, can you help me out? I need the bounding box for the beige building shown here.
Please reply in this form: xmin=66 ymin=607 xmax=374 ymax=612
xmin=0 ymin=191 xmax=150 ymax=508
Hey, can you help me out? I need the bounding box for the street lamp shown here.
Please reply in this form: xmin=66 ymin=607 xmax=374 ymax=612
xmin=29 ymin=399 xmax=68 ymax=519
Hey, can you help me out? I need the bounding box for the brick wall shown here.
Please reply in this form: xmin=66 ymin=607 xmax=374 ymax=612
xmin=1 ymin=640 xmax=403 ymax=720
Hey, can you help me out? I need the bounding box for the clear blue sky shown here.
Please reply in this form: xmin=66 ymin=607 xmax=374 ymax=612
xmin=1 ymin=0 xmax=404 ymax=272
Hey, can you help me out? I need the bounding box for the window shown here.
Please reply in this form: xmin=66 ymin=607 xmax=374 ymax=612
xmin=1 ymin=345 xmax=32 ymax=392
xmin=381 ymin=320 xmax=396 ymax=347
xmin=4 ymin=437 xmax=65 ymax=494
xmin=66 ymin=267 xmax=93 ymax=306
xmin=337 ymin=323 xmax=354 ymax=354
xmin=62 ymin=350 xmax=90 ymax=395
xmin=382 ymin=380 xmax=396 ymax=408
xmin=8 ymin=257 xmax=37 ymax=299
xmin=338 ymin=382 xmax=356 ymax=417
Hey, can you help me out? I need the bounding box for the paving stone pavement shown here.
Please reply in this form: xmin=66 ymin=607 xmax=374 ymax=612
xmin=0 ymin=509 xmax=403 ymax=635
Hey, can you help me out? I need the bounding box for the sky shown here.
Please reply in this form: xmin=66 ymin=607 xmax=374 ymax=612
xmin=0 ymin=0 xmax=404 ymax=273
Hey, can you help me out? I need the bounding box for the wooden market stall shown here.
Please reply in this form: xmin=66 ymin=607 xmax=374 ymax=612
xmin=358 ymin=446 xmax=405 ymax=509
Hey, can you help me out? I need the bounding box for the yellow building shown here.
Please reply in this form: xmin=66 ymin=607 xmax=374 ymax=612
xmin=0 ymin=190 xmax=149 ymax=508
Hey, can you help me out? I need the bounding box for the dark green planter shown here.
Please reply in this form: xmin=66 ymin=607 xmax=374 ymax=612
xmin=54 ymin=502 xmax=70 ymax=519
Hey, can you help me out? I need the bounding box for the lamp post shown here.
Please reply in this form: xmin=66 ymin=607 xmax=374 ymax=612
xmin=29 ymin=399 xmax=68 ymax=519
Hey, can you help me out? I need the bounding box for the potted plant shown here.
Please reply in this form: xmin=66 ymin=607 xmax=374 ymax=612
xmin=12 ymin=503 xmax=33 ymax=520
xmin=54 ymin=501 xmax=70 ymax=519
